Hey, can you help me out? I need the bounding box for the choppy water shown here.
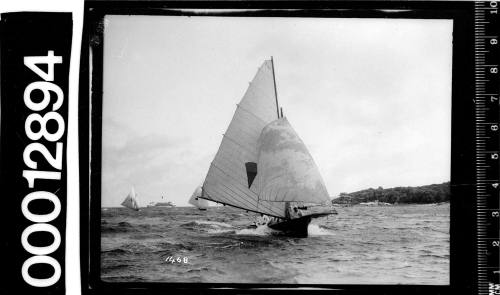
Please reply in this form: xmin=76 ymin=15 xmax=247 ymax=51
xmin=101 ymin=203 xmax=449 ymax=284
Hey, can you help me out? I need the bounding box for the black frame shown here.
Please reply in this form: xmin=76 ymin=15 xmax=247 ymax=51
xmin=79 ymin=1 xmax=476 ymax=294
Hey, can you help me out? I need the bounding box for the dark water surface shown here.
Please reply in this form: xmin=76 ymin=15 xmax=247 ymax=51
xmin=101 ymin=204 xmax=449 ymax=284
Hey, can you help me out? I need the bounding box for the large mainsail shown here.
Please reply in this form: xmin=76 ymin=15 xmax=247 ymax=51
xmin=121 ymin=186 xmax=140 ymax=211
xmin=201 ymin=59 xmax=287 ymax=218
xmin=253 ymin=117 xmax=330 ymax=204
xmin=189 ymin=186 xmax=209 ymax=209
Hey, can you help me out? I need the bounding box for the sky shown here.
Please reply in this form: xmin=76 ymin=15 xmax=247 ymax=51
xmin=101 ymin=15 xmax=453 ymax=207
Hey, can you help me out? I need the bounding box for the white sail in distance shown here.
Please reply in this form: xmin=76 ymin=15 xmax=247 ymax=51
xmin=253 ymin=117 xmax=330 ymax=204
xmin=202 ymin=59 xmax=287 ymax=218
xmin=121 ymin=186 xmax=140 ymax=211
xmin=189 ymin=186 xmax=209 ymax=209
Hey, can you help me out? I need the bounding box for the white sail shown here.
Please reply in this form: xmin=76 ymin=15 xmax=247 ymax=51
xmin=189 ymin=186 xmax=209 ymax=209
xmin=202 ymin=59 xmax=286 ymax=218
xmin=253 ymin=117 xmax=330 ymax=204
xmin=121 ymin=186 xmax=140 ymax=211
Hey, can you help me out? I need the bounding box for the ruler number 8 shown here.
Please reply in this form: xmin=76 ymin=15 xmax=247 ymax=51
xmin=493 ymin=211 xmax=499 ymax=217
xmin=490 ymin=1 xmax=498 ymax=14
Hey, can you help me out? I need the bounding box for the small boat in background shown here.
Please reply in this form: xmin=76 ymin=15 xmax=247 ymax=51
xmin=189 ymin=186 xmax=209 ymax=210
xmin=121 ymin=186 xmax=140 ymax=211
xmin=147 ymin=195 xmax=175 ymax=208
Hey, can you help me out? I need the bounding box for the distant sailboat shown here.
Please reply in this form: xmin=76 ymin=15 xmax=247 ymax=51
xmin=200 ymin=58 xmax=337 ymax=237
xmin=121 ymin=186 xmax=140 ymax=211
xmin=189 ymin=186 xmax=209 ymax=210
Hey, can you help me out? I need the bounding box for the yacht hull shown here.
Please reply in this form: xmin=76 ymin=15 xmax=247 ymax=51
xmin=267 ymin=216 xmax=312 ymax=237
xmin=267 ymin=210 xmax=335 ymax=237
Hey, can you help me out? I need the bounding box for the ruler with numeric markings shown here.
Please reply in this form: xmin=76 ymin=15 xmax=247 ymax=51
xmin=474 ymin=1 xmax=500 ymax=295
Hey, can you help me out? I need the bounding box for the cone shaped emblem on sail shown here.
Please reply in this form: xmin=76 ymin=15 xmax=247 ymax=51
xmin=202 ymin=59 xmax=287 ymax=218
xmin=189 ymin=186 xmax=209 ymax=209
xmin=121 ymin=186 xmax=140 ymax=211
xmin=254 ymin=117 xmax=330 ymax=204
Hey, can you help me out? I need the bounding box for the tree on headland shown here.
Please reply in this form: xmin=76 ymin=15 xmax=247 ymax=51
xmin=331 ymin=182 xmax=450 ymax=205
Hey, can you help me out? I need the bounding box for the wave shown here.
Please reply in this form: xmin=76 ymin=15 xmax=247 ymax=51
xmin=194 ymin=220 xmax=233 ymax=228
xmin=101 ymin=221 xmax=155 ymax=234
xmin=206 ymin=228 xmax=235 ymax=234
xmin=419 ymin=254 xmax=449 ymax=259
xmin=102 ymin=248 xmax=132 ymax=256
xmin=308 ymin=224 xmax=335 ymax=236
xmin=236 ymin=224 xmax=279 ymax=236
xmin=234 ymin=223 xmax=334 ymax=237
xmin=154 ymin=240 xmax=198 ymax=252
xmin=180 ymin=220 xmax=235 ymax=234
xmin=102 ymin=222 xmax=134 ymax=233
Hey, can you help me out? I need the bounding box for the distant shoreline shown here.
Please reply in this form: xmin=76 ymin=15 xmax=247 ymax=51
xmin=331 ymin=182 xmax=450 ymax=205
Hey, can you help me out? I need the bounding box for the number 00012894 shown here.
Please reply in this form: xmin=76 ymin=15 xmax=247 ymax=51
xmin=20 ymin=50 xmax=65 ymax=287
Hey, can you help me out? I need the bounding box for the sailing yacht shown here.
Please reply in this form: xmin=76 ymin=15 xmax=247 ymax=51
xmin=200 ymin=58 xmax=336 ymax=237
xmin=189 ymin=186 xmax=209 ymax=210
xmin=121 ymin=186 xmax=140 ymax=211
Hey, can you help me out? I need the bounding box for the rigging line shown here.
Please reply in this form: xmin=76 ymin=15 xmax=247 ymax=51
xmin=222 ymin=134 xmax=257 ymax=156
xmin=245 ymin=81 xmax=275 ymax=103
xmin=242 ymin=81 xmax=276 ymax=108
xmin=256 ymin=199 xmax=285 ymax=217
xmin=246 ymin=63 xmax=274 ymax=93
xmin=226 ymin=122 xmax=267 ymax=144
xmin=201 ymin=185 xmax=235 ymax=208
xmin=199 ymin=191 xmax=283 ymax=219
xmin=213 ymin=153 xmax=255 ymax=180
xmin=260 ymin=176 xmax=285 ymax=201
xmin=236 ymin=104 xmax=269 ymax=125
xmin=215 ymin=181 xmax=266 ymax=213
xmin=232 ymin=102 xmax=270 ymax=127
xmin=241 ymin=80 xmax=275 ymax=107
xmin=214 ymin=174 xmax=281 ymax=215
xmin=253 ymin=199 xmax=284 ymax=217
xmin=215 ymin=138 xmax=257 ymax=162
xmin=229 ymin=112 xmax=266 ymax=135
xmin=210 ymin=171 xmax=258 ymax=204
xmin=205 ymin=115 xmax=260 ymax=178
xmin=200 ymin=184 xmax=282 ymax=218
xmin=209 ymin=164 xmax=283 ymax=215
xmin=208 ymin=165 xmax=260 ymax=204
xmin=208 ymin=181 xmax=283 ymax=217
xmin=198 ymin=192 xmax=239 ymax=212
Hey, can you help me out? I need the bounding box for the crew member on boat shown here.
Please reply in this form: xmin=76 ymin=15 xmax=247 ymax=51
xmin=285 ymin=201 xmax=303 ymax=219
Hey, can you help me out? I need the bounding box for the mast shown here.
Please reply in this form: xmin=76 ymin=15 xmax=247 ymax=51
xmin=271 ymin=56 xmax=280 ymax=119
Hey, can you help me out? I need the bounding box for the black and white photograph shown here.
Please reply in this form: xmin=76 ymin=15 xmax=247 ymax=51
xmin=98 ymin=13 xmax=452 ymax=285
